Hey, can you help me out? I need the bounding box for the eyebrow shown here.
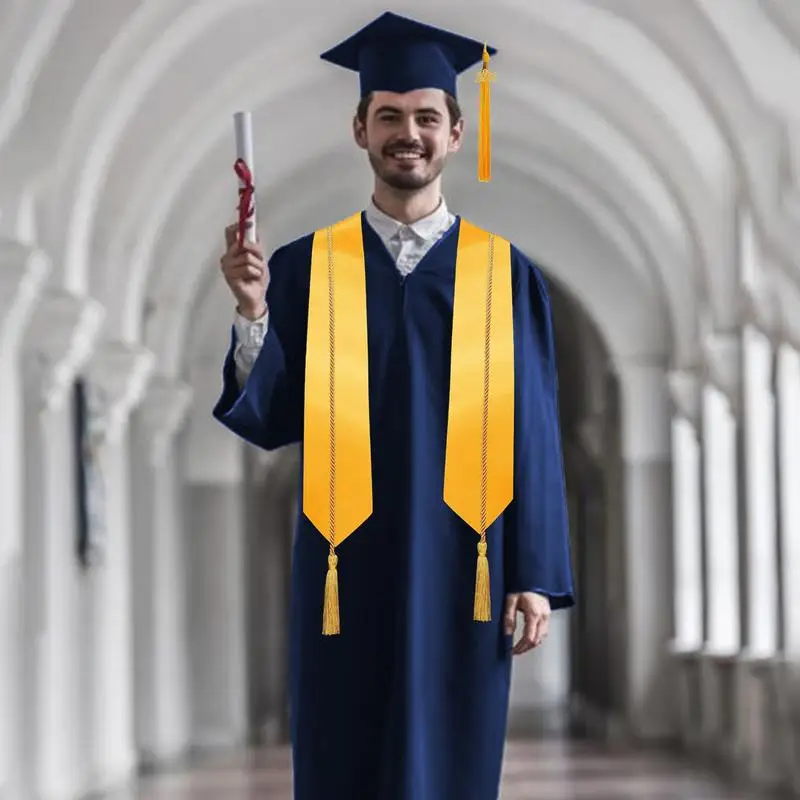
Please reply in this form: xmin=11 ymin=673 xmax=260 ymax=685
xmin=373 ymin=105 xmax=443 ymax=117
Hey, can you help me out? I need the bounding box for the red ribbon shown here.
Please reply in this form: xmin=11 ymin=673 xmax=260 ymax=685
xmin=234 ymin=157 xmax=255 ymax=246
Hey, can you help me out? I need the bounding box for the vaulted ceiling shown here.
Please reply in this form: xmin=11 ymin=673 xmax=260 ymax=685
xmin=2 ymin=0 xmax=800 ymax=382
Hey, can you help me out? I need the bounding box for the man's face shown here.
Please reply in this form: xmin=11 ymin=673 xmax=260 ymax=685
xmin=353 ymin=89 xmax=463 ymax=191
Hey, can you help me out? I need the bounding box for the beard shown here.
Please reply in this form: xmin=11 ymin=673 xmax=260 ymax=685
xmin=367 ymin=144 xmax=446 ymax=191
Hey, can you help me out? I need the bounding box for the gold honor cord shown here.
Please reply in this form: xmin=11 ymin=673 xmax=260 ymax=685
xmin=444 ymin=220 xmax=514 ymax=621
xmin=304 ymin=212 xmax=372 ymax=635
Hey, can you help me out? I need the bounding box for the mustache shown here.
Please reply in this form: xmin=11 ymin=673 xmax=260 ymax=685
xmin=384 ymin=141 xmax=427 ymax=155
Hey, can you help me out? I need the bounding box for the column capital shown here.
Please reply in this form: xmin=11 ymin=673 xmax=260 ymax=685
xmin=701 ymin=332 xmax=741 ymax=411
xmin=24 ymin=290 xmax=105 ymax=412
xmin=776 ymin=340 xmax=800 ymax=375
xmin=738 ymin=280 xmax=779 ymax=338
xmin=771 ymin=266 xmax=800 ymax=352
xmin=667 ymin=369 xmax=702 ymax=428
xmin=0 ymin=238 xmax=51 ymax=351
xmin=139 ymin=378 xmax=193 ymax=465
xmin=86 ymin=340 xmax=156 ymax=446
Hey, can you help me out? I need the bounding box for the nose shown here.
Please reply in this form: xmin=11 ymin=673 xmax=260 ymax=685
xmin=399 ymin=115 xmax=420 ymax=140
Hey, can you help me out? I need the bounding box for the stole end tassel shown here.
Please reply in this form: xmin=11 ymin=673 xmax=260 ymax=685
xmin=474 ymin=539 xmax=491 ymax=621
xmin=322 ymin=552 xmax=341 ymax=635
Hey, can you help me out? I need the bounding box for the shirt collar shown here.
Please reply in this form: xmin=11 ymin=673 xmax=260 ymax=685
xmin=365 ymin=196 xmax=453 ymax=243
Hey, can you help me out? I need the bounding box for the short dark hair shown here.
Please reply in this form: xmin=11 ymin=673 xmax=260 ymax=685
xmin=355 ymin=91 xmax=462 ymax=128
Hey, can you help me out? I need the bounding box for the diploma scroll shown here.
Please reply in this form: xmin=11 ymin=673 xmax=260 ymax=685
xmin=233 ymin=110 xmax=257 ymax=245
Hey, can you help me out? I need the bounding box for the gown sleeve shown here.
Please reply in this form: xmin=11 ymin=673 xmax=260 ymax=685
xmin=503 ymin=250 xmax=576 ymax=609
xmin=212 ymin=236 xmax=311 ymax=451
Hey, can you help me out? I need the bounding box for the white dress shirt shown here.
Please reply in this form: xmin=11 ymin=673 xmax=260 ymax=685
xmin=232 ymin=197 xmax=456 ymax=387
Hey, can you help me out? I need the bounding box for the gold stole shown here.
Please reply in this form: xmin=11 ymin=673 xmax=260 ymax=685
xmin=304 ymin=212 xmax=514 ymax=635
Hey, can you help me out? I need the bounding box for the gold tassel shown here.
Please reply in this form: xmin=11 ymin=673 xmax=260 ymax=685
xmin=322 ymin=552 xmax=340 ymax=635
xmin=476 ymin=43 xmax=494 ymax=183
xmin=474 ymin=539 xmax=491 ymax=621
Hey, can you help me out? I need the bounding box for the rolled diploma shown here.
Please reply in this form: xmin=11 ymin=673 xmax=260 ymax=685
xmin=233 ymin=110 xmax=257 ymax=243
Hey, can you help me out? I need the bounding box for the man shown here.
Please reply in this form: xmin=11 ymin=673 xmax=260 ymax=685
xmin=214 ymin=11 xmax=574 ymax=800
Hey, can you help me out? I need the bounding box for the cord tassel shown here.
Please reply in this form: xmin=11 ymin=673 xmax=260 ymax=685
xmin=474 ymin=540 xmax=491 ymax=621
xmin=476 ymin=43 xmax=494 ymax=183
xmin=322 ymin=553 xmax=341 ymax=635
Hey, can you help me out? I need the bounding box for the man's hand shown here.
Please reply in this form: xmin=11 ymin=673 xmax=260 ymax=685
xmin=220 ymin=223 xmax=269 ymax=320
xmin=504 ymin=592 xmax=551 ymax=655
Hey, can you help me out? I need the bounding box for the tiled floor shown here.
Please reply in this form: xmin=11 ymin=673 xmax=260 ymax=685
xmin=126 ymin=739 xmax=769 ymax=799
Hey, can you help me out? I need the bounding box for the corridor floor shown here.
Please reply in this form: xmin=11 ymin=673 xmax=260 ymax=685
xmin=125 ymin=739 xmax=769 ymax=799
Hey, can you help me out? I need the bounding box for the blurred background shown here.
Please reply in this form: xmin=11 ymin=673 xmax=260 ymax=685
xmin=1 ymin=0 xmax=799 ymax=797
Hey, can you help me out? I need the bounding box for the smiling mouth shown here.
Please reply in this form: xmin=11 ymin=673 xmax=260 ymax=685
xmin=387 ymin=150 xmax=425 ymax=162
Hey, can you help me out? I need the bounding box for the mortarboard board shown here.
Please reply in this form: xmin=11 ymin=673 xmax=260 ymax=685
xmin=320 ymin=12 xmax=498 ymax=181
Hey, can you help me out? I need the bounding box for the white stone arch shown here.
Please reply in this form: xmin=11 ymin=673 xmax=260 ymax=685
xmin=121 ymin=77 xmax=692 ymax=310
xmin=104 ymin=21 xmax=720 ymax=337
xmin=32 ymin=0 xmax=476 ymax=291
xmin=595 ymin=0 xmax=800 ymax=289
xmin=0 ymin=0 xmax=152 ymax=200
xmin=0 ymin=0 xmax=73 ymax=153
xmin=37 ymin=0 xmax=328 ymax=293
xmin=102 ymin=31 xmax=715 ymax=368
xmin=700 ymin=0 xmax=800 ymax=188
xmin=495 ymin=0 xmax=738 ymax=326
xmin=20 ymin=0 xmax=736 ymax=332
xmin=4 ymin=3 xmax=785 ymax=330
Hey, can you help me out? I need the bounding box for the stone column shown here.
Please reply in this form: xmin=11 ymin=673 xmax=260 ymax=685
xmin=244 ymin=445 xmax=297 ymax=745
xmin=0 ymin=239 xmax=49 ymax=799
xmin=0 ymin=240 xmax=50 ymax=557
xmin=667 ymin=370 xmax=704 ymax=650
xmin=19 ymin=290 xmax=104 ymax=799
xmin=732 ymin=270 xmax=788 ymax=789
xmin=130 ymin=378 xmax=193 ymax=766
xmin=81 ymin=340 xmax=154 ymax=791
xmin=614 ymin=359 xmax=673 ymax=740
xmin=666 ymin=369 xmax=705 ymax=750
xmin=776 ymin=342 xmax=800 ymax=658
xmin=180 ymin=363 xmax=249 ymax=751
xmin=740 ymin=323 xmax=779 ymax=657
xmin=698 ymin=333 xmax=742 ymax=762
xmin=731 ymin=321 xmax=782 ymax=782
xmin=701 ymin=334 xmax=741 ymax=654
xmin=775 ymin=344 xmax=800 ymax=795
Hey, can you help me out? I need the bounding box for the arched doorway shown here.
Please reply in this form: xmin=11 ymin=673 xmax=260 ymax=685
xmin=506 ymin=273 xmax=626 ymax=739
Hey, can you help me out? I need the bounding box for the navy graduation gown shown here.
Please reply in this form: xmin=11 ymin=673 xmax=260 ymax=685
xmin=213 ymin=213 xmax=574 ymax=800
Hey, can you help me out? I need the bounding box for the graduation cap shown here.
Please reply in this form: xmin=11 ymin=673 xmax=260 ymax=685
xmin=320 ymin=11 xmax=498 ymax=182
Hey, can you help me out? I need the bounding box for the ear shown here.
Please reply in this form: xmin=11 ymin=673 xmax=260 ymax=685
xmin=353 ymin=116 xmax=368 ymax=150
xmin=448 ymin=117 xmax=465 ymax=154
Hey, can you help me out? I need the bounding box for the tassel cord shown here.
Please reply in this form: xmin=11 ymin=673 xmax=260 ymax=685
xmin=474 ymin=233 xmax=495 ymax=622
xmin=322 ymin=226 xmax=341 ymax=635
